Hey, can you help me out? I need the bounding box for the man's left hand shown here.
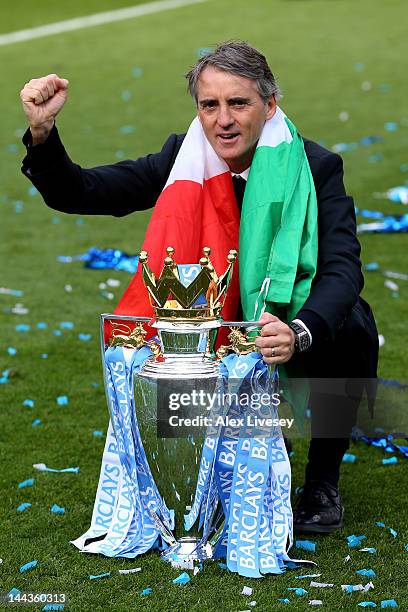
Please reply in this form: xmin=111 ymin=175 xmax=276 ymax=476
xmin=255 ymin=312 xmax=296 ymax=364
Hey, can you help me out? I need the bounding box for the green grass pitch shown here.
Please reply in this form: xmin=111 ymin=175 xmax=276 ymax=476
xmin=0 ymin=0 xmax=407 ymax=609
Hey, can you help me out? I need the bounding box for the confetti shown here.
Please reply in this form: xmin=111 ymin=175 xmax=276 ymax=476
xmin=15 ymin=324 xmax=30 ymax=332
xmin=121 ymin=90 xmax=132 ymax=101
xmin=18 ymin=478 xmax=34 ymax=489
xmin=172 ymin=572 xmax=190 ymax=585
xmin=358 ymin=604 xmax=376 ymax=608
xmin=17 ymin=502 xmax=31 ymax=512
xmin=309 ymin=581 xmax=334 ymax=588
xmin=7 ymin=347 xmax=17 ymax=355
xmin=309 ymin=601 xmax=323 ymax=606
xmin=339 ymin=111 xmax=349 ymax=122
xmin=118 ymin=567 xmax=141 ymax=574
xmin=384 ymin=122 xmax=398 ymax=132
xmin=42 ymin=605 xmax=64 ymax=611
xmin=50 ymin=504 xmax=65 ymax=514
xmin=380 ymin=601 xmax=398 ymax=608
xmin=296 ymin=574 xmax=322 ymax=580
xmin=33 ymin=463 xmax=79 ymax=473
xmin=347 ymin=534 xmax=367 ymax=548
xmin=296 ymin=540 xmax=316 ymax=552
xmin=218 ymin=562 xmax=227 ymax=569
xmin=37 ymin=322 xmax=47 ymax=329
xmin=23 ymin=399 xmax=34 ymax=408
xmin=288 ymin=588 xmax=308 ymax=597
xmin=132 ymin=67 xmax=143 ymax=77
xmin=89 ymin=572 xmax=111 ymax=580
xmin=242 ymin=586 xmax=253 ymax=596
xmin=357 ymin=569 xmax=376 ymax=578
xmin=78 ymin=333 xmax=92 ymax=341
xmin=19 ymin=559 xmax=38 ymax=572
xmin=343 ymin=453 xmax=357 ymax=463
xmin=32 ymin=419 xmax=41 ymax=427
xmin=382 ymin=457 xmax=398 ymax=465
xmin=277 ymin=599 xmax=290 ymax=604
xmin=60 ymin=321 xmax=74 ymax=329
xmin=359 ymin=548 xmax=377 ymax=554
xmin=93 ymin=430 xmax=103 ymax=437
xmin=56 ymin=396 xmax=69 ymax=406
xmin=119 ymin=124 xmax=136 ymax=135
xmin=140 ymin=588 xmax=152 ymax=596
xmin=389 ymin=528 xmax=397 ymax=538
xmin=41 ymin=354 xmax=48 ymax=359
xmin=53 ymin=330 xmax=62 ymax=336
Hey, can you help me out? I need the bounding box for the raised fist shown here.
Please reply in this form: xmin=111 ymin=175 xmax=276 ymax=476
xmin=20 ymin=74 xmax=69 ymax=144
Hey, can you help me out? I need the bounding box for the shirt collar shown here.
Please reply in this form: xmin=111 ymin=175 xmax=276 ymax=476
xmin=231 ymin=167 xmax=250 ymax=181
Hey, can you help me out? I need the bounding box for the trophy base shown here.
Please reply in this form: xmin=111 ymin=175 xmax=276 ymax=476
xmin=161 ymin=537 xmax=213 ymax=569
xmin=139 ymin=354 xmax=220 ymax=379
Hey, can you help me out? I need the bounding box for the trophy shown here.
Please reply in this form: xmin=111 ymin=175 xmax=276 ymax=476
xmin=91 ymin=247 xmax=260 ymax=567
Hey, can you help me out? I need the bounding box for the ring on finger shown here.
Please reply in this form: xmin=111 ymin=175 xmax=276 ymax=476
xmin=271 ymin=347 xmax=276 ymax=357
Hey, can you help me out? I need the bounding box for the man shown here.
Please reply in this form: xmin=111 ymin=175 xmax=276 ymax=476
xmin=20 ymin=41 xmax=378 ymax=534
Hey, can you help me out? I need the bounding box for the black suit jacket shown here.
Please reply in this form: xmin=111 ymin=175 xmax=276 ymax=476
xmin=21 ymin=126 xmax=378 ymax=380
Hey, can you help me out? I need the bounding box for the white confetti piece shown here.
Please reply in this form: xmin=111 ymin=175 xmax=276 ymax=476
xmin=242 ymin=586 xmax=253 ymax=596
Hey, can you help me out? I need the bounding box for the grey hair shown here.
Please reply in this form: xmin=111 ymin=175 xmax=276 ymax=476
xmin=185 ymin=41 xmax=282 ymax=104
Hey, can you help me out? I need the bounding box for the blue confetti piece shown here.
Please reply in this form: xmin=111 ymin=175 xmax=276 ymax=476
xmin=218 ymin=562 xmax=227 ymax=569
xmin=42 ymin=604 xmax=65 ymax=611
xmin=16 ymin=324 xmax=31 ymax=332
xmin=41 ymin=353 xmax=48 ymax=359
xmin=121 ymin=90 xmax=132 ymax=101
xmin=0 ymin=377 xmax=9 ymax=384
xmin=115 ymin=150 xmax=125 ymax=159
xmin=384 ymin=122 xmax=398 ymax=132
xmin=389 ymin=528 xmax=397 ymax=538
xmin=52 ymin=216 xmax=61 ymax=224
xmin=295 ymin=539 xmax=316 ymax=552
xmin=23 ymin=399 xmax=34 ymax=408
xmin=7 ymin=143 xmax=18 ymax=153
xmin=119 ymin=124 xmax=136 ymax=134
xmin=378 ymin=83 xmax=391 ymax=93
xmin=381 ymin=601 xmax=398 ymax=609
xmin=288 ymin=588 xmax=307 ymax=597
xmin=19 ymin=560 xmax=38 ymax=572
xmin=400 ymin=164 xmax=408 ymax=173
xmin=89 ymin=572 xmax=110 ymax=580
xmin=8 ymin=588 xmax=21 ymax=597
xmin=358 ymin=604 xmax=376 ymax=608
xmin=405 ymin=544 xmax=408 ymax=551
xmin=60 ymin=321 xmax=74 ymax=329
xmin=78 ymin=333 xmax=92 ymax=341
xmin=7 ymin=347 xmax=17 ymax=355
xmin=13 ymin=201 xmax=24 ymax=213
xmin=172 ymin=572 xmax=190 ymax=585
xmin=37 ymin=322 xmax=47 ymax=329
xmin=360 ymin=548 xmax=377 ymax=553
xmin=285 ymin=561 xmax=300 ymax=569
xmin=56 ymin=396 xmax=69 ymax=406
xmin=91 ymin=382 xmax=100 ymax=388
xmin=32 ymin=419 xmax=41 ymax=427
xmin=132 ymin=67 xmax=143 ymax=77
xmin=354 ymin=62 xmax=365 ymax=72
xmin=50 ymin=504 xmax=65 ymax=514
xmin=53 ymin=329 xmax=62 ymax=336
xmin=17 ymin=502 xmax=32 ymax=512
xmin=357 ymin=569 xmax=376 ymax=577
xmin=382 ymin=456 xmax=398 ymax=465
xmin=343 ymin=453 xmax=357 ymax=463
xmin=347 ymin=534 xmax=367 ymax=548
xmin=18 ymin=478 xmax=34 ymax=489
xmin=278 ymin=599 xmax=290 ymax=604
xmin=93 ymin=430 xmax=103 ymax=437
xmin=28 ymin=186 xmax=38 ymax=196
xmin=140 ymin=588 xmax=152 ymax=596
xmin=376 ymin=521 xmax=386 ymax=527
xmin=368 ymin=153 xmax=383 ymax=163
xmin=197 ymin=47 xmax=212 ymax=57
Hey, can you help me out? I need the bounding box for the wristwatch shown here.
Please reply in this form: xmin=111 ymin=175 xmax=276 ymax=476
xmin=289 ymin=321 xmax=311 ymax=353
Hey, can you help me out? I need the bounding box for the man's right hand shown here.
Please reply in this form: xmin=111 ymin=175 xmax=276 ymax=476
xmin=20 ymin=74 xmax=69 ymax=145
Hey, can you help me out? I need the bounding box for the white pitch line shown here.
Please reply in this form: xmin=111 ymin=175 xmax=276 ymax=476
xmin=0 ymin=0 xmax=207 ymax=46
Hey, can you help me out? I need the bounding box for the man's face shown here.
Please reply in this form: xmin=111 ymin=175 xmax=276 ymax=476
xmin=196 ymin=66 xmax=276 ymax=173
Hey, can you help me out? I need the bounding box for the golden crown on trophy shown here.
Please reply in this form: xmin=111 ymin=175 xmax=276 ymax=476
xmin=140 ymin=246 xmax=237 ymax=321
